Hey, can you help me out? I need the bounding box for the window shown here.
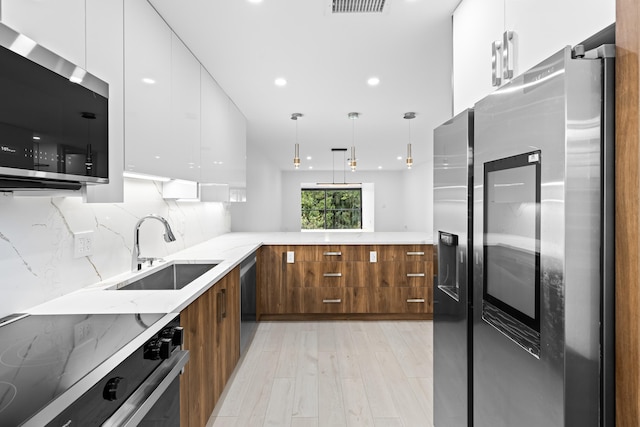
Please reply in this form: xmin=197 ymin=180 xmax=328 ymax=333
xmin=301 ymin=188 xmax=362 ymax=230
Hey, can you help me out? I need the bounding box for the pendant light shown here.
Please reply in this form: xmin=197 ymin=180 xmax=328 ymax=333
xmin=291 ymin=113 xmax=303 ymax=169
xmin=404 ymin=112 xmax=416 ymax=169
xmin=348 ymin=112 xmax=358 ymax=171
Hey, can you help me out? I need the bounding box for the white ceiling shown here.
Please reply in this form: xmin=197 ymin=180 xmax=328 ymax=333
xmin=149 ymin=0 xmax=460 ymax=171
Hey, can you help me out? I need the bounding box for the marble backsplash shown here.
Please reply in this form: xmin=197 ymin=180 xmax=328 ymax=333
xmin=0 ymin=178 xmax=230 ymax=318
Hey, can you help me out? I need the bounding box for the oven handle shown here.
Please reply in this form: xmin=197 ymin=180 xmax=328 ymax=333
xmin=102 ymin=349 xmax=189 ymax=427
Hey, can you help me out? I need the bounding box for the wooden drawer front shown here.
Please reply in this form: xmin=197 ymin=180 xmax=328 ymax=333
xmin=370 ymin=287 xmax=432 ymax=314
xmin=371 ymin=261 xmax=431 ymax=287
xmin=288 ymin=245 xmax=367 ymax=261
xmin=287 ymin=262 xmax=368 ymax=288
xmin=374 ymin=245 xmax=432 ymax=262
xmin=303 ymin=288 xmax=347 ymax=313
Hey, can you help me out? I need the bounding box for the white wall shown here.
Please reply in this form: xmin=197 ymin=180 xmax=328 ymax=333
xmin=403 ymin=161 xmax=433 ymax=234
xmin=229 ymin=137 xmax=283 ymax=231
xmin=0 ymin=179 xmax=229 ymax=318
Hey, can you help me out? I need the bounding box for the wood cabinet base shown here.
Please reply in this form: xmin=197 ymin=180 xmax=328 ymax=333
xmin=258 ymin=313 xmax=433 ymax=321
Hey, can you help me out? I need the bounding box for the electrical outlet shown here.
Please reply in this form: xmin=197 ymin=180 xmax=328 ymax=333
xmin=73 ymin=230 xmax=94 ymax=258
xmin=370 ymin=251 xmax=377 ymax=263
xmin=73 ymin=318 xmax=95 ymax=347
xmin=286 ymin=251 xmax=295 ymax=264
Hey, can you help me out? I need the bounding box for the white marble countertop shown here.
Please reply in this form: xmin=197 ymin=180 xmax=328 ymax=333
xmin=26 ymin=232 xmax=432 ymax=315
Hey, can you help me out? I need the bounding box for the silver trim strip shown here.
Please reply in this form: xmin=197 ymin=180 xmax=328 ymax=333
xmin=323 ymin=251 xmax=342 ymax=256
xmin=102 ymin=350 xmax=189 ymax=427
xmin=323 ymin=273 xmax=342 ymax=277
xmin=407 ymin=273 xmax=425 ymax=277
xmin=406 ymin=251 xmax=425 ymax=256
xmin=0 ymin=166 xmax=108 ymax=185
xmin=407 ymin=298 xmax=425 ymax=303
xmin=322 ymin=299 xmax=342 ymax=304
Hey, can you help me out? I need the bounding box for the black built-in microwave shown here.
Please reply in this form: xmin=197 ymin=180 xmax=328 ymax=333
xmin=0 ymin=23 xmax=108 ymax=190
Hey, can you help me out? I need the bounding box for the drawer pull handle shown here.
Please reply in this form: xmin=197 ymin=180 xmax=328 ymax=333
xmin=407 ymin=298 xmax=425 ymax=303
xmin=323 ymin=299 xmax=342 ymax=304
xmin=406 ymin=251 xmax=425 ymax=256
xmin=407 ymin=273 xmax=425 ymax=277
xmin=323 ymin=251 xmax=342 ymax=256
xmin=323 ymin=273 xmax=342 ymax=277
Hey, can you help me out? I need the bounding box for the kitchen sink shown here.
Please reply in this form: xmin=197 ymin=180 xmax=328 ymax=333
xmin=109 ymin=261 xmax=218 ymax=291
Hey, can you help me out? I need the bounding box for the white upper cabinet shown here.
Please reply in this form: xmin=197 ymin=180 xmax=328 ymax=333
xmin=200 ymin=68 xmax=230 ymax=184
xmin=504 ymin=0 xmax=615 ymax=76
xmin=200 ymin=67 xmax=247 ymax=194
xmin=453 ymin=0 xmax=615 ymax=115
xmin=170 ymin=34 xmax=201 ymax=181
xmin=84 ymin=0 xmax=124 ymax=203
xmin=453 ymin=0 xmax=504 ymax=114
xmin=124 ymin=0 xmax=172 ymax=178
xmin=0 ymin=0 xmax=86 ymax=67
xmin=228 ymin=101 xmax=247 ymax=192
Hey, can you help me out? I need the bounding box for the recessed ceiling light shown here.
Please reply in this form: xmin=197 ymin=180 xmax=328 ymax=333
xmin=306 ymin=156 xmax=312 ymax=160
xmin=33 ymin=136 xmax=40 ymax=140
xmin=247 ymin=0 xmax=263 ymax=3
xmin=367 ymin=77 xmax=380 ymax=86
xmin=378 ymin=166 xmax=383 ymax=169
xmin=142 ymin=77 xmax=156 ymax=84
xmin=308 ymin=166 xmax=313 ymax=169
xmin=397 ymin=156 xmax=403 ymax=160
xmin=274 ymin=77 xmax=287 ymax=87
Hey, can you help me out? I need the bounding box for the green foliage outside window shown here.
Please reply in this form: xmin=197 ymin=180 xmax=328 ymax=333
xmin=301 ymin=189 xmax=362 ymax=230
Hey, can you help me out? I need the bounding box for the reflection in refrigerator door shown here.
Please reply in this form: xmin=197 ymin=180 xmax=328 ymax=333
xmin=433 ymin=108 xmax=473 ymax=427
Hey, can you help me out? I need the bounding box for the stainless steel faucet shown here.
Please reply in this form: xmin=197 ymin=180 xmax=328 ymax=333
xmin=132 ymin=214 xmax=177 ymax=271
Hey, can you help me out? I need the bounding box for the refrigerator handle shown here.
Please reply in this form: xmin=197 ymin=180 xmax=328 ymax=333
xmin=491 ymin=40 xmax=502 ymax=87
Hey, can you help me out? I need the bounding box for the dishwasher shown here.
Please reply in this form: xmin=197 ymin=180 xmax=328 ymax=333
xmin=239 ymin=253 xmax=257 ymax=354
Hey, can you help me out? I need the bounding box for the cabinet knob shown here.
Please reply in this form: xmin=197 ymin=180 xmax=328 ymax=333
xmin=103 ymin=376 xmax=128 ymax=401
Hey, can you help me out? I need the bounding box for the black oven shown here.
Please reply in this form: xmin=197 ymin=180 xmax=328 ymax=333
xmin=0 ymin=313 xmax=187 ymax=426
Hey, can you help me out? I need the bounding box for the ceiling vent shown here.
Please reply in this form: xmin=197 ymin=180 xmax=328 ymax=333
xmin=332 ymin=0 xmax=387 ymax=13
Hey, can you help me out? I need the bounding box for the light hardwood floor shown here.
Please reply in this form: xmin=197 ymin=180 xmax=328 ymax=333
xmin=207 ymin=321 xmax=434 ymax=427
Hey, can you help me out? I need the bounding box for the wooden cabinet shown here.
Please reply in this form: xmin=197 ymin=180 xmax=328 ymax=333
xmin=180 ymin=267 xmax=240 ymax=427
xmin=257 ymin=244 xmax=433 ymax=319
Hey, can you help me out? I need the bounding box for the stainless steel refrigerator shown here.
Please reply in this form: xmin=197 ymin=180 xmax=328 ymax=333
xmin=472 ymin=43 xmax=615 ymax=427
xmin=433 ymin=108 xmax=474 ymax=427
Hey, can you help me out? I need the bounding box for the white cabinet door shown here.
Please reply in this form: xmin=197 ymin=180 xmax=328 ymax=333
xmin=228 ymin=101 xmax=247 ymax=192
xmin=452 ymin=0 xmax=504 ymax=114
xmin=84 ymin=0 xmax=124 ymax=203
xmin=0 ymin=0 xmax=85 ymax=67
xmin=124 ymin=0 xmax=171 ymax=177
xmin=170 ymin=34 xmax=201 ymax=181
xmin=200 ymin=68 xmax=231 ymax=184
xmin=504 ymin=0 xmax=615 ymax=75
